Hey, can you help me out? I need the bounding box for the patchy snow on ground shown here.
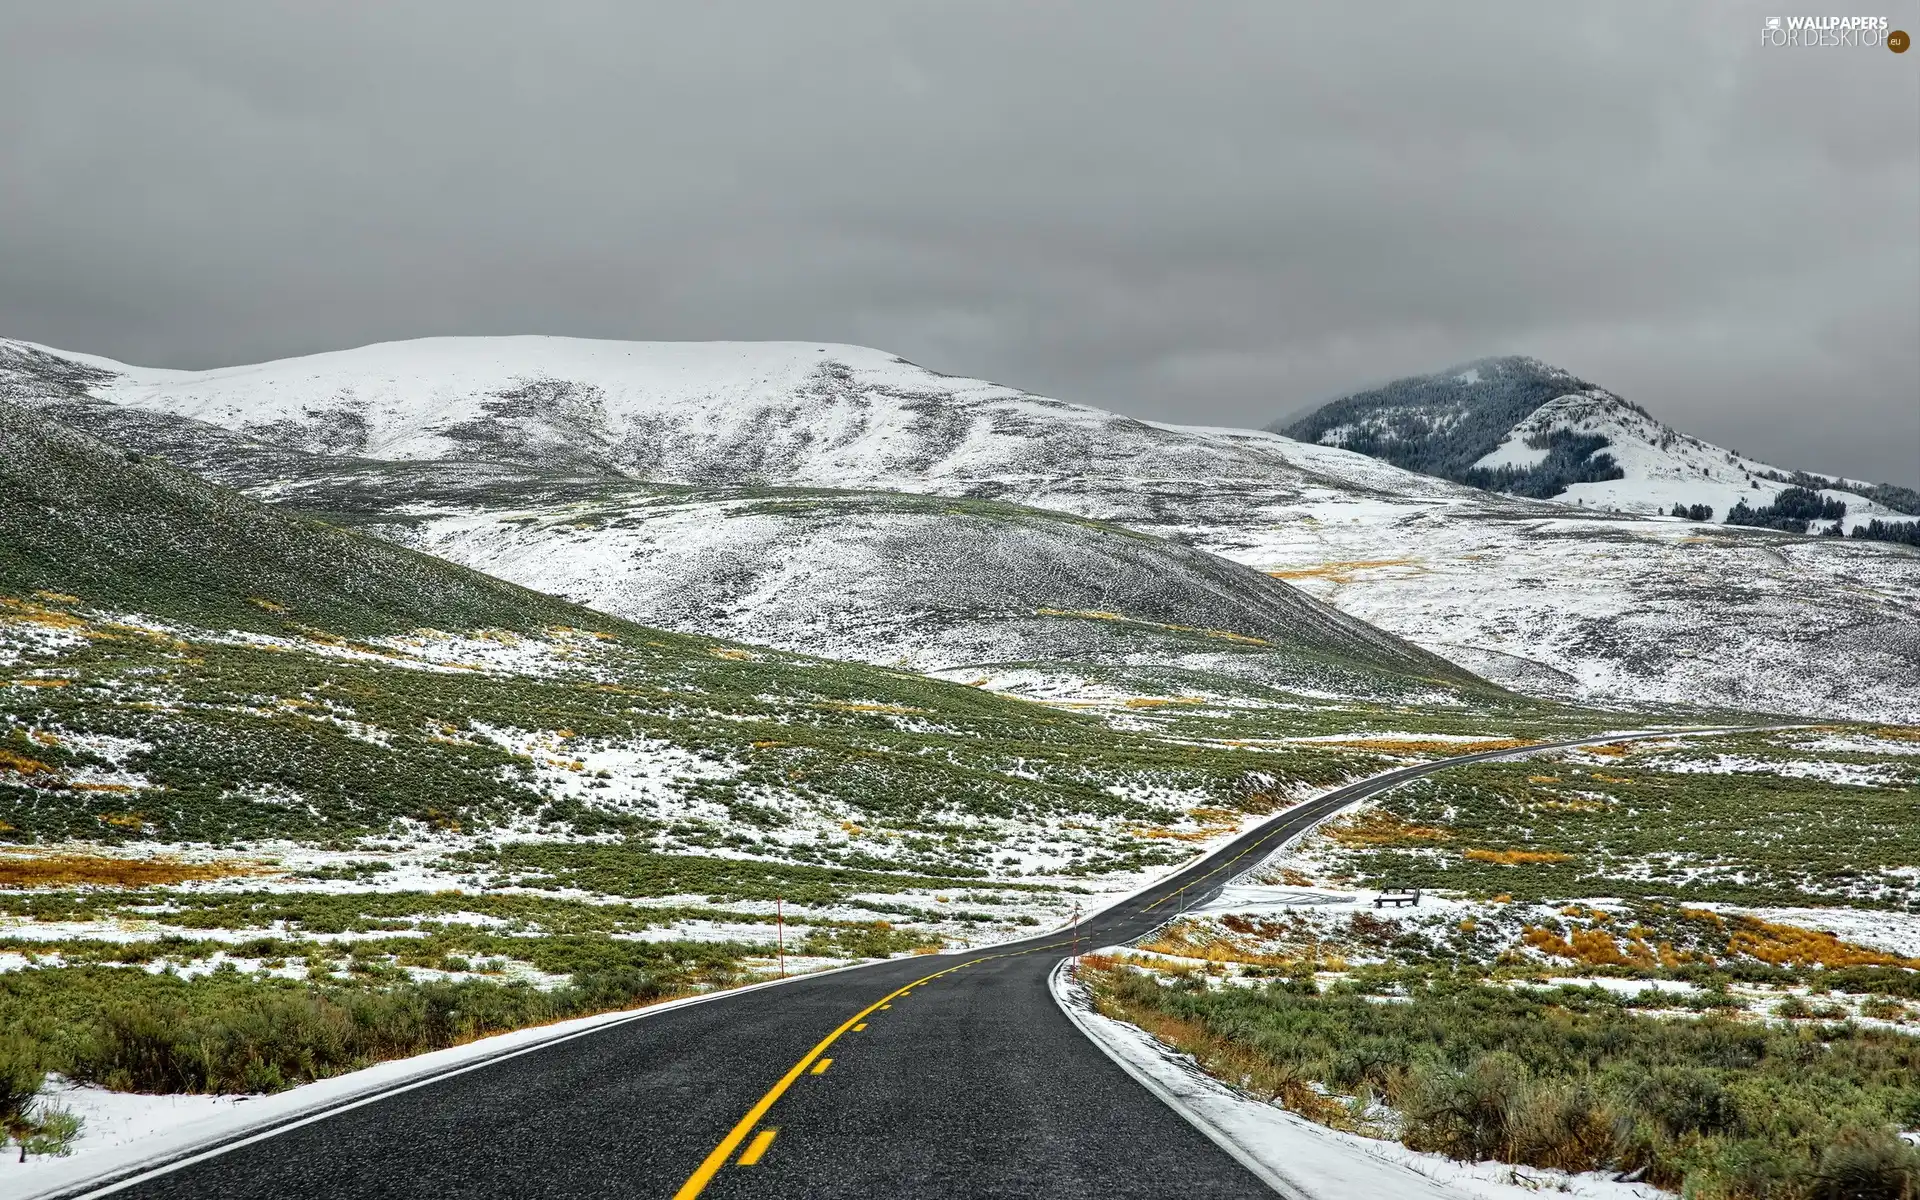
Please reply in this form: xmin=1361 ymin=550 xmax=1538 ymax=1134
xmin=1794 ymin=730 xmax=1920 ymax=757
xmin=1645 ymin=752 xmax=1903 ymax=788
xmin=1685 ymin=904 xmax=1920 ymax=961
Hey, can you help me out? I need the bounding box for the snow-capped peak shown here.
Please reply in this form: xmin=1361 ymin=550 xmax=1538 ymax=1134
xmin=1474 ymin=391 xmax=1904 ymax=530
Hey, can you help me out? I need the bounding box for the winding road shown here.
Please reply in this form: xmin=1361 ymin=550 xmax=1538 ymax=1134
xmin=54 ymin=731 xmax=1719 ymax=1200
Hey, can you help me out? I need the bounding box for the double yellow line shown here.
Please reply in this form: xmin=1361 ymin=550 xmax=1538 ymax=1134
xmin=671 ymin=937 xmax=1086 ymax=1198
xmin=1140 ymin=813 xmax=1306 ymax=912
xmin=669 ymin=957 xmax=975 ymax=1198
xmin=673 ymin=840 xmax=1265 ymax=1196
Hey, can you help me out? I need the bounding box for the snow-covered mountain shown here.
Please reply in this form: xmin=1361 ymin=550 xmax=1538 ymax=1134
xmin=1 ymin=336 xmax=1463 ymax=501
xmin=1279 ymin=355 xmax=1919 ymax=533
xmin=1475 ymin=390 xmax=1912 ymax=531
xmin=6 ymin=336 xmax=1918 ymax=723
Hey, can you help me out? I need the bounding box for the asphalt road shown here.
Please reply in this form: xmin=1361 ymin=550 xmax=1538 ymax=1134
xmin=75 ymin=734 xmax=1679 ymax=1200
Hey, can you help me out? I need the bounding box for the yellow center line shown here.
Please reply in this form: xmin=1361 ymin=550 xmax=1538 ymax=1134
xmin=1135 ymin=737 xmax=1662 ymax=913
xmin=852 ymin=1022 xmax=867 ymax=1032
xmin=670 ymin=958 xmax=979 ymax=1200
xmin=736 ymin=1129 xmax=778 ymax=1167
xmin=809 ymin=1057 xmax=833 ymax=1075
xmin=1140 ymin=827 xmax=1287 ymax=911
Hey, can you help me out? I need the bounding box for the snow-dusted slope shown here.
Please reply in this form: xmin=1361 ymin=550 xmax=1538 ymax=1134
xmin=1476 ymin=391 xmax=1908 ymax=530
xmin=0 ymin=336 xmax=1459 ymax=505
xmin=370 ymin=486 xmax=1480 ymax=697
xmin=6 ymin=337 xmax=1918 ymax=723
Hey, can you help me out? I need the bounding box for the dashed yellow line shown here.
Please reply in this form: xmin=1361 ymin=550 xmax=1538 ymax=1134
xmin=736 ymin=1129 xmax=778 ymax=1167
xmin=669 ymin=959 xmax=977 ymax=1200
xmin=852 ymin=1022 xmax=867 ymax=1032
xmin=810 ymin=1058 xmax=833 ymax=1075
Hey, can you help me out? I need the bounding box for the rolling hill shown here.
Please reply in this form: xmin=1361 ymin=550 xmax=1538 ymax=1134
xmin=7 ymin=399 xmax=1538 ymax=876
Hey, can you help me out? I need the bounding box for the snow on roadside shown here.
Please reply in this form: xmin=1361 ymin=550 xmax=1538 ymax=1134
xmin=0 ymin=1078 xmax=248 ymax=1182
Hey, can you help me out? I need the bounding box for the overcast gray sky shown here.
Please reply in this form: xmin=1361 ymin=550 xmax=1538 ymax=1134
xmin=4 ymin=2 xmax=1916 ymax=483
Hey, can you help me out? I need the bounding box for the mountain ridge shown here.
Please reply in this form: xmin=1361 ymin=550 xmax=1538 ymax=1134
xmin=6 ymin=335 xmax=1917 ymax=724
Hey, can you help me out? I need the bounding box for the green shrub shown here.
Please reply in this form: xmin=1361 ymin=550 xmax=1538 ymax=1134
xmin=1092 ymin=967 xmax=1920 ymax=1198
xmin=0 ymin=1033 xmax=43 ymax=1126
xmin=1809 ymin=1129 xmax=1920 ymax=1200
xmin=13 ymin=1106 xmax=83 ymax=1160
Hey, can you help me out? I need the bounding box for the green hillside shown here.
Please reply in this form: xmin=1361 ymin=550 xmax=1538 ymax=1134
xmin=1 ymin=400 xmax=621 ymax=639
xmin=4 ymin=401 xmax=1444 ymax=862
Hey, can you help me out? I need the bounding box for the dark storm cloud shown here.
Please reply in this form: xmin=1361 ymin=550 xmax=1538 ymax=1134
xmin=2 ymin=1 xmax=1915 ymax=482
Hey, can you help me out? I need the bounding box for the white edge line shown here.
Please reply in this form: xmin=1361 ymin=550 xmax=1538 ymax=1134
xmin=24 ymin=957 xmax=879 ymax=1200
xmin=1048 ymin=959 xmax=1311 ymax=1200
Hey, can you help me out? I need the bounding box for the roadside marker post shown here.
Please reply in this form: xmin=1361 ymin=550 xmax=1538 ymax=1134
xmin=776 ymin=896 xmax=785 ymax=978
xmin=1070 ymin=900 xmax=1082 ymax=972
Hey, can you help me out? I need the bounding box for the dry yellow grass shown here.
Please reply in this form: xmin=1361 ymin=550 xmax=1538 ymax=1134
xmin=246 ymin=596 xmax=289 ymax=613
xmin=706 ymin=647 xmax=755 ymax=661
xmin=1264 ymin=558 xmax=1419 ymax=583
xmin=1726 ymin=916 xmax=1920 ymax=970
xmin=1033 ymin=609 xmax=1271 ymax=646
xmin=1036 ymin=606 xmax=1124 ymax=621
xmin=0 ymin=748 xmax=54 ymax=775
xmin=0 ymin=852 xmax=274 ymax=889
xmin=1325 ymin=811 xmax=1450 ymax=847
xmin=1522 ymin=925 xmax=1657 ymax=968
xmin=1319 ymin=737 xmax=1533 ymax=756
xmin=1141 ymin=931 xmax=1338 ymax=971
xmin=1533 ymin=797 xmax=1607 ymax=813
xmin=1464 ymin=847 xmax=1572 ymax=865
xmin=0 ymin=596 xmax=90 ymax=631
